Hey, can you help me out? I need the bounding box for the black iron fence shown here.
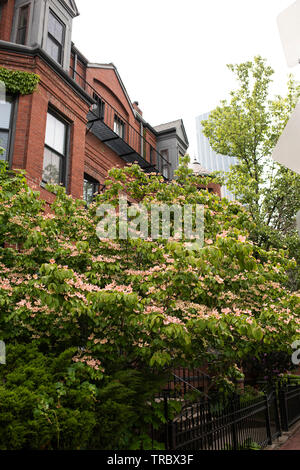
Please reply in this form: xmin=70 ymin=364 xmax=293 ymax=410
xmin=156 ymin=391 xmax=280 ymax=450
xmin=279 ymin=383 xmax=300 ymax=431
xmin=152 ymin=382 xmax=300 ymax=450
xmin=156 ymin=368 xmax=212 ymax=400
xmin=173 ymin=392 xmax=280 ymax=450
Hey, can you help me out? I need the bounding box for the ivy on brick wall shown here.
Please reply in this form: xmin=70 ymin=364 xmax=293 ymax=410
xmin=0 ymin=67 xmax=40 ymax=95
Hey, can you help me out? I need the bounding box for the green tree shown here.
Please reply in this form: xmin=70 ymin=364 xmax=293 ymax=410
xmin=0 ymin=159 xmax=299 ymax=448
xmin=201 ymin=56 xmax=300 ymax=287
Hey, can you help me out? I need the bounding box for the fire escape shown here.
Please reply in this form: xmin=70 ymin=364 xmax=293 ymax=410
xmin=70 ymin=67 xmax=170 ymax=177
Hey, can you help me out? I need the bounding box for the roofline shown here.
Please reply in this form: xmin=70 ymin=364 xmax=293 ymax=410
xmin=71 ymin=42 xmax=89 ymax=65
xmin=155 ymin=120 xmax=189 ymax=147
xmin=0 ymin=41 xmax=94 ymax=106
xmin=156 ymin=128 xmax=189 ymax=150
xmin=155 ymin=126 xmax=177 ymax=135
xmin=59 ymin=0 xmax=80 ymax=18
xmin=134 ymin=111 xmax=158 ymax=136
xmin=87 ymin=63 xmax=135 ymax=115
xmin=180 ymin=118 xmax=189 ymax=146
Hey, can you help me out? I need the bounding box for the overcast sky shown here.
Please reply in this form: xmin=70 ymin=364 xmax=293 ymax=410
xmin=72 ymin=0 xmax=299 ymax=159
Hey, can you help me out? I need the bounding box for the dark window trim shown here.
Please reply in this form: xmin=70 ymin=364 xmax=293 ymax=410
xmin=161 ymin=148 xmax=170 ymax=179
xmin=0 ymin=94 xmax=17 ymax=167
xmin=47 ymin=8 xmax=66 ymax=65
xmin=92 ymin=93 xmax=105 ymax=120
xmin=114 ymin=114 xmax=125 ymax=139
xmin=150 ymin=145 xmax=153 ymax=165
xmin=42 ymin=107 xmax=70 ymax=188
xmin=83 ymin=173 xmax=100 ymax=204
xmin=16 ymin=3 xmax=31 ymax=45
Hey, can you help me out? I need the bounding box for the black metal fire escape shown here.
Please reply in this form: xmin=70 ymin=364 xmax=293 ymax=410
xmin=70 ymin=67 xmax=169 ymax=176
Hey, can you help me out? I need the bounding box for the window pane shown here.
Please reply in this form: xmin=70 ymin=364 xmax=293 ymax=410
xmin=160 ymin=150 xmax=169 ymax=178
xmin=42 ymin=147 xmax=61 ymax=184
xmin=83 ymin=179 xmax=94 ymax=204
xmin=114 ymin=116 xmax=124 ymax=138
xmin=83 ymin=177 xmax=99 ymax=204
xmin=48 ymin=11 xmax=64 ymax=43
xmin=45 ymin=112 xmax=66 ymax=155
xmin=46 ymin=36 xmax=61 ymax=63
xmin=16 ymin=27 xmax=27 ymax=45
xmin=0 ymin=131 xmax=8 ymax=160
xmin=16 ymin=6 xmax=29 ymax=45
xmin=0 ymin=99 xmax=12 ymax=129
xmin=19 ymin=6 xmax=29 ymax=28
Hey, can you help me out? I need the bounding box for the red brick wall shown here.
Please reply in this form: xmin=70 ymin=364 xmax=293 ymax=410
xmin=69 ymin=53 xmax=75 ymax=77
xmin=144 ymin=127 xmax=156 ymax=164
xmin=0 ymin=50 xmax=90 ymax=200
xmin=85 ymin=132 xmax=126 ymax=184
xmin=86 ymin=66 xmax=157 ymax=163
xmin=0 ymin=0 xmax=15 ymax=42
xmin=198 ymin=182 xmax=222 ymax=198
xmin=87 ymin=67 xmax=132 ymax=122
xmin=0 ymin=48 xmax=162 ymax=204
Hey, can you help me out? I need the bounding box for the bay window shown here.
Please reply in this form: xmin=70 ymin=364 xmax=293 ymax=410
xmin=16 ymin=4 xmax=30 ymax=45
xmin=0 ymin=95 xmax=15 ymax=162
xmin=46 ymin=9 xmax=65 ymax=65
xmin=161 ymin=149 xmax=170 ymax=179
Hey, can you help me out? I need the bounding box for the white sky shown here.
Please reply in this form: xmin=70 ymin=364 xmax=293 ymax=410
xmin=72 ymin=0 xmax=300 ymax=158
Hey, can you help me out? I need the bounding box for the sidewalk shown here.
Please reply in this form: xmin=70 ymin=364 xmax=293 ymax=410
xmin=267 ymin=422 xmax=300 ymax=450
xmin=279 ymin=427 xmax=300 ymax=450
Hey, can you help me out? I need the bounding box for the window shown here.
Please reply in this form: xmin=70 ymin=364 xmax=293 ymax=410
xmin=83 ymin=174 xmax=99 ymax=205
xmin=150 ymin=146 xmax=154 ymax=165
xmin=16 ymin=4 xmax=30 ymax=45
xmin=92 ymin=93 xmax=105 ymax=120
xmin=178 ymin=151 xmax=184 ymax=165
xmin=0 ymin=95 xmax=14 ymax=162
xmin=114 ymin=115 xmax=125 ymax=138
xmin=42 ymin=111 xmax=68 ymax=185
xmin=46 ymin=10 xmax=65 ymax=64
xmin=161 ymin=149 xmax=169 ymax=179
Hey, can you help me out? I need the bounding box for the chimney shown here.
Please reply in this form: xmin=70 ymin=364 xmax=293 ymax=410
xmin=133 ymin=101 xmax=143 ymax=117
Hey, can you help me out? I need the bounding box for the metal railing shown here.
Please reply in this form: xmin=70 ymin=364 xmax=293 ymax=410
xmin=279 ymin=382 xmax=300 ymax=431
xmin=153 ymin=390 xmax=281 ymax=451
xmin=171 ymin=368 xmax=212 ymax=399
xmin=170 ymin=391 xmax=281 ymax=450
xmin=152 ymin=379 xmax=300 ymax=450
xmin=155 ymin=368 xmax=212 ymax=401
xmin=69 ymin=66 xmax=170 ymax=175
xmin=151 ymin=368 xmax=212 ymax=449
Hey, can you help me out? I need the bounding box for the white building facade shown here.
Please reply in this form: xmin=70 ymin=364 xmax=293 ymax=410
xmin=195 ymin=112 xmax=238 ymax=200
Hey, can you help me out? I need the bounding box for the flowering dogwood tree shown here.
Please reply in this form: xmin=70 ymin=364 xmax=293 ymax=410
xmin=0 ymin=158 xmax=299 ymax=448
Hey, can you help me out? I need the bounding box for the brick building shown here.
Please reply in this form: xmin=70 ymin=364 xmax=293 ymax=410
xmin=191 ymin=158 xmax=222 ymax=198
xmin=0 ymin=0 xmax=221 ymax=206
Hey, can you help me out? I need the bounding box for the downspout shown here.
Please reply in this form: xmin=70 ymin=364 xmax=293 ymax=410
xmin=140 ymin=121 xmax=143 ymax=156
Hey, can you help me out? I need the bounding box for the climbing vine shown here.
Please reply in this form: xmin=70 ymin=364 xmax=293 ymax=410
xmin=0 ymin=67 xmax=40 ymax=95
